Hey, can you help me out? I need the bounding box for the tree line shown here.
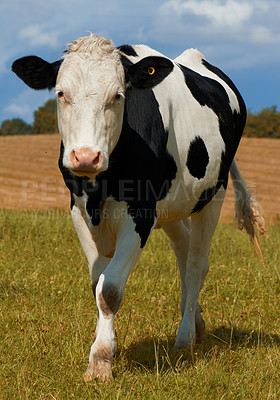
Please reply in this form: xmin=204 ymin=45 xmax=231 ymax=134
xmin=0 ymin=99 xmax=58 ymax=136
xmin=0 ymin=99 xmax=279 ymax=138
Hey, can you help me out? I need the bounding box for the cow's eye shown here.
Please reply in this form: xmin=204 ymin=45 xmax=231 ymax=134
xmin=57 ymin=91 xmax=65 ymax=100
xmin=111 ymin=93 xmax=124 ymax=104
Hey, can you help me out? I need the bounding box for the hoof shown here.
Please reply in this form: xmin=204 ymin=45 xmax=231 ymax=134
xmin=83 ymin=366 xmax=112 ymax=383
xmin=84 ymin=348 xmax=113 ymax=383
xmin=84 ymin=369 xmax=93 ymax=382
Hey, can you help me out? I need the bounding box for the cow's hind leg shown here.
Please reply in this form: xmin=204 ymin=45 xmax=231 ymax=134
xmin=174 ymin=187 xmax=226 ymax=349
xmin=162 ymin=219 xmax=191 ymax=316
xmin=162 ymin=219 xmax=205 ymax=342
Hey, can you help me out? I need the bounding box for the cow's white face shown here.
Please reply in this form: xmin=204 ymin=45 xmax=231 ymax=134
xmin=56 ymin=39 xmax=125 ymax=177
xmin=12 ymin=34 xmax=174 ymax=178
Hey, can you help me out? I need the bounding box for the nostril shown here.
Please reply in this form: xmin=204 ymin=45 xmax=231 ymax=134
xmin=74 ymin=151 xmax=80 ymax=164
xmin=92 ymin=151 xmax=101 ymax=166
xmin=70 ymin=150 xmax=79 ymax=167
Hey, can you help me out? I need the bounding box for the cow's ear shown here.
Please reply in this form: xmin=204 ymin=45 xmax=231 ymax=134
xmin=126 ymin=56 xmax=174 ymax=89
xmin=12 ymin=56 xmax=62 ymax=90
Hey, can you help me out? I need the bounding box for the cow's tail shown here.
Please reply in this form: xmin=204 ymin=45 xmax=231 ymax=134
xmin=229 ymin=159 xmax=267 ymax=265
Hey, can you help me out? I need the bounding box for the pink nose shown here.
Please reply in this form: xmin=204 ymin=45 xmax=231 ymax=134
xmin=70 ymin=148 xmax=102 ymax=172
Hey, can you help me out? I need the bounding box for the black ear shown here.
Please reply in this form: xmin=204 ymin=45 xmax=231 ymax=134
xmin=126 ymin=56 xmax=174 ymax=89
xmin=12 ymin=56 xmax=62 ymax=90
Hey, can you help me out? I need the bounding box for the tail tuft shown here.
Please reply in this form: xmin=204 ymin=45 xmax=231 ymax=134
xmin=230 ymin=160 xmax=267 ymax=265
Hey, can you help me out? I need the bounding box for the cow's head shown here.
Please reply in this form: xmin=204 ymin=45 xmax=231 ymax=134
xmin=12 ymin=34 xmax=173 ymax=178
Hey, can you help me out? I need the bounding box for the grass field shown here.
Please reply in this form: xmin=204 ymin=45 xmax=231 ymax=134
xmin=0 ymin=209 xmax=279 ymax=399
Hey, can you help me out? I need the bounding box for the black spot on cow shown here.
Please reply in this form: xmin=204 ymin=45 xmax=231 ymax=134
xmin=187 ymin=136 xmax=209 ymax=179
xmin=202 ymin=59 xmax=247 ymax=135
xmin=179 ymin=63 xmax=246 ymax=213
xmin=202 ymin=60 xmax=247 ymax=144
xmin=117 ymin=45 xmax=138 ymax=57
xmin=191 ymin=151 xmax=228 ymax=214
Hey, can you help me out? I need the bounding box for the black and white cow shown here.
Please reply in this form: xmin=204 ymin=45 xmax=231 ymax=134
xmin=12 ymin=33 xmax=265 ymax=381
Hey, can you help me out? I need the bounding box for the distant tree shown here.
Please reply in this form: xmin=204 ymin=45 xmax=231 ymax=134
xmin=0 ymin=118 xmax=32 ymax=135
xmin=32 ymin=99 xmax=58 ymax=134
xmin=243 ymin=106 xmax=280 ymax=138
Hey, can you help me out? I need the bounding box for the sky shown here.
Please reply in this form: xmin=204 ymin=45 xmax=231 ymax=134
xmin=1 ymin=0 xmax=280 ymax=125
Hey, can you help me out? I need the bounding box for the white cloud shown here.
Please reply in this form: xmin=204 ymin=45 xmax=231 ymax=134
xmin=3 ymin=89 xmax=54 ymax=123
xmin=249 ymin=26 xmax=280 ymax=44
xmin=161 ymin=0 xmax=253 ymax=28
xmin=4 ymin=102 xmax=31 ymax=118
xmin=18 ymin=24 xmax=59 ymax=48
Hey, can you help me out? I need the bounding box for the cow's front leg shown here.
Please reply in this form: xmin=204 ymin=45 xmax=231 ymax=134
xmin=71 ymin=203 xmax=111 ymax=339
xmin=84 ymin=213 xmax=153 ymax=382
xmin=71 ymin=202 xmax=111 ymax=287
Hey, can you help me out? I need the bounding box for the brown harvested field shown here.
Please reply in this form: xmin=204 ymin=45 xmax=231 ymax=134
xmin=0 ymin=134 xmax=279 ymax=220
xmin=0 ymin=135 xmax=68 ymax=210
xmin=222 ymin=137 xmax=280 ymax=221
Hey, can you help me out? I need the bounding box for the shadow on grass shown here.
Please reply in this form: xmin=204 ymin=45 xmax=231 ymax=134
xmin=118 ymin=327 xmax=280 ymax=372
xmin=209 ymin=326 xmax=280 ymax=349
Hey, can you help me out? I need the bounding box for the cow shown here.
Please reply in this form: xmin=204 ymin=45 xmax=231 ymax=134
xmin=12 ymin=33 xmax=265 ymax=381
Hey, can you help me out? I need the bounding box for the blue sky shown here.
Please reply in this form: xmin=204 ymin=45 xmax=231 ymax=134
xmin=1 ymin=0 xmax=280 ymax=125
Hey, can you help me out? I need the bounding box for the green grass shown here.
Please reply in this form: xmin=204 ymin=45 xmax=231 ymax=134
xmin=0 ymin=209 xmax=279 ymax=399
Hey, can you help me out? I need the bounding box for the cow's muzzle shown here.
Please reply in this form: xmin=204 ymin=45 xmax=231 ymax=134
xmin=69 ymin=148 xmax=103 ymax=176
